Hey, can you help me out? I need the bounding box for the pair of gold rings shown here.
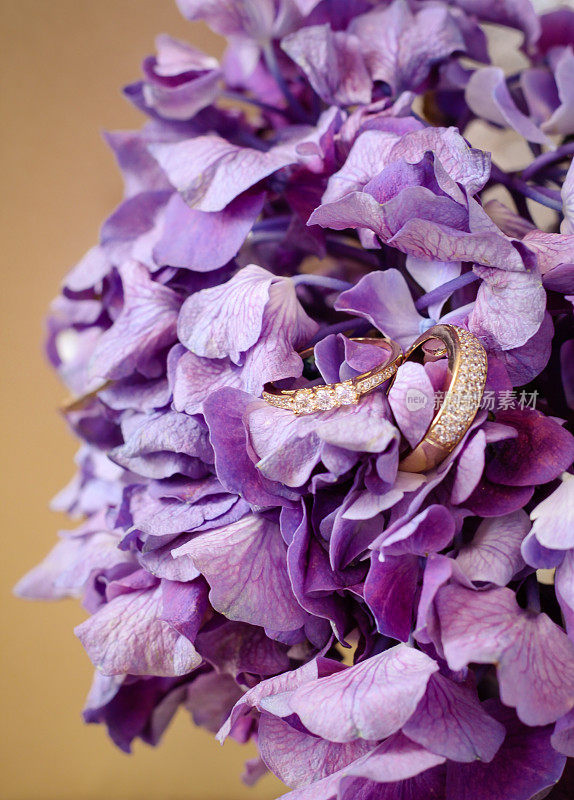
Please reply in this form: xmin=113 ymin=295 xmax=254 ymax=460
xmin=262 ymin=324 xmax=488 ymax=473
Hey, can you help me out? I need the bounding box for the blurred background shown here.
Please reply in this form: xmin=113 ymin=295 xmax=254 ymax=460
xmin=0 ymin=2 xmax=282 ymax=798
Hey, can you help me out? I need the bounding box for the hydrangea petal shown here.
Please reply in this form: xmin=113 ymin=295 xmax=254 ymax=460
xmin=437 ymin=584 xmax=574 ymax=725
xmin=173 ymin=513 xmax=308 ymax=631
xmin=486 ymin=409 xmax=574 ymax=487
xmin=258 ymin=712 xmax=374 ymax=789
xmin=281 ymin=24 xmax=371 ymax=106
xmin=529 ymin=472 xmax=574 ymax=550
xmin=75 ymin=581 xmax=202 ymax=676
xmin=364 ymin=555 xmax=421 ymax=642
xmin=455 ymin=510 xmax=530 ymax=586
xmin=465 ymin=67 xmax=550 ymax=145
xmin=288 ymin=644 xmax=438 ymax=743
xmin=403 ymin=673 xmax=506 ymax=763
xmin=446 ymin=701 xmax=566 ymax=800
xmin=388 ymin=362 xmax=435 ymax=448
xmin=89 ymin=261 xmax=181 ymax=380
xmin=153 ymin=192 xmax=265 ymax=271
xmin=350 ymin=0 xmax=465 ymax=94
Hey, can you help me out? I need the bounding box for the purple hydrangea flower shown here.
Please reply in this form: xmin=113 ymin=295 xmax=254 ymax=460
xmin=17 ymin=0 xmax=574 ymax=797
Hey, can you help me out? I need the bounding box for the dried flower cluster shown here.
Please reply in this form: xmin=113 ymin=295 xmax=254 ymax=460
xmin=18 ymin=1 xmax=574 ymax=797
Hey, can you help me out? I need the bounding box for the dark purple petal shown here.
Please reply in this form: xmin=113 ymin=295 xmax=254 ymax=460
xmin=186 ymin=672 xmax=243 ymax=733
xmin=374 ymin=505 xmax=456 ymax=558
xmin=486 ymin=409 xmax=574 ymax=487
xmin=204 ymin=387 xmax=298 ymax=507
xmin=555 ymin=550 xmax=574 ymax=636
xmin=364 ymin=555 xmax=421 ymax=642
xmin=552 ymin=708 xmax=574 ymax=758
xmin=196 ymin=619 xmax=290 ymax=677
xmin=446 ymin=701 xmax=566 ymax=800
xmin=403 ymin=673 xmax=505 ymax=763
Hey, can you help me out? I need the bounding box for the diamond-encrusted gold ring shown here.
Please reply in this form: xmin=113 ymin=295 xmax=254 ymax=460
xmin=262 ymin=337 xmax=403 ymax=415
xmin=396 ymin=324 xmax=488 ymax=473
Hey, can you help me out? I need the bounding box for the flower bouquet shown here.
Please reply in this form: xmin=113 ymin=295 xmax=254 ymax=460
xmin=18 ymin=1 xmax=574 ymax=798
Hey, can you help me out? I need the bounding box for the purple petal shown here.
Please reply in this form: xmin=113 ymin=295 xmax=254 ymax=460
xmin=83 ymin=673 xmax=182 ymax=753
xmin=103 ymin=126 xmax=178 ymax=198
xmin=486 ymin=409 xmax=574 ymax=487
xmin=282 ymin=25 xmax=371 ymax=106
xmin=89 ymin=261 xmax=181 ymax=380
xmin=388 ymin=362 xmax=435 ymax=448
xmin=149 ymin=111 xmax=340 ymax=212
xmin=335 ymin=269 xmax=422 ymax=349
xmin=437 ymin=584 xmax=574 ymax=726
xmin=350 ymin=0 xmax=465 ymax=93
xmin=341 ymin=731 xmax=446 ymax=785
xmin=556 ymin=550 xmax=574 ymax=636
xmin=178 ymin=264 xmax=275 ymax=361
xmin=258 ymin=712 xmax=374 ymax=789
xmin=552 ymin=708 xmax=574 ymax=758
xmin=530 ymin=473 xmax=574 ymax=550
xmin=218 ymin=658 xmax=334 ymax=742
xmin=465 ymin=67 xmax=550 ymax=145
xmin=204 ymin=387 xmax=298 ymax=506
xmin=542 ymin=47 xmax=574 ymax=136
xmin=451 ymin=430 xmax=487 ymax=505
xmin=403 ymin=673 xmax=505 ymax=763
xmin=177 ymin=266 xmax=317 ymax=392
xmin=561 ymin=159 xmax=574 ymax=234
xmin=377 ymin=504 xmax=456 ymax=557
xmin=14 ymin=523 xmax=132 ymax=601
xmin=142 ymin=35 xmax=222 ymax=120
xmin=196 ymin=619 xmax=290 ymax=677
xmin=465 ymin=478 xmax=534 ymax=517
xmin=75 ymin=582 xmax=202 ymax=676
xmin=492 ymin=312 xmax=553 ymax=385
xmin=186 ymin=672 xmax=243 ymax=733
xmin=469 ymin=267 xmax=546 ymax=351
xmin=455 ymin=510 xmax=530 ymax=586
xmin=173 ymin=513 xmax=308 ymax=631
xmin=446 ymin=700 xmax=566 ymax=800
xmin=153 ymin=192 xmax=264 ymax=271
xmin=288 ymin=644 xmax=438 ymax=743
xmin=364 ymin=555 xmax=421 ymax=642
xmin=149 ymin=135 xmax=295 ymax=212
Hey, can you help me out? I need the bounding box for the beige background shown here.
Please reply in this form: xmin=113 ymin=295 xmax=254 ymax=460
xmin=0 ymin=2 xmax=282 ymax=798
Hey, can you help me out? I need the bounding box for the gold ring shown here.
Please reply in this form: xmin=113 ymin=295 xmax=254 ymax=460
xmin=396 ymin=324 xmax=487 ymax=473
xmin=262 ymin=337 xmax=403 ymax=415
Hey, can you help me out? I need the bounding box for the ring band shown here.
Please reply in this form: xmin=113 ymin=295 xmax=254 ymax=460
xmin=397 ymin=324 xmax=487 ymax=473
xmin=262 ymin=337 xmax=403 ymax=415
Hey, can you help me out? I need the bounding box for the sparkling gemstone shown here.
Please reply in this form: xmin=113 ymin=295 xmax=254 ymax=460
xmin=295 ymin=390 xmax=316 ymax=414
xmin=315 ymin=388 xmax=336 ymax=410
xmin=334 ymin=382 xmax=358 ymax=405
